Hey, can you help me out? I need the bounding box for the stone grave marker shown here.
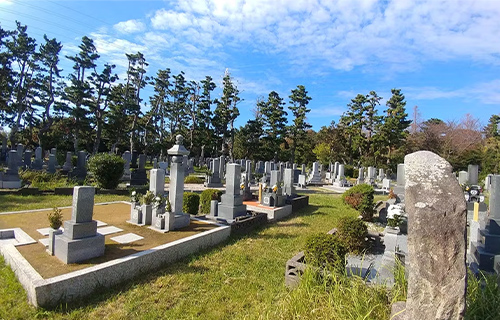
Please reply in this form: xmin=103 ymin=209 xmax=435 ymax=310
xmin=468 ymin=164 xmax=479 ymax=185
xmin=54 ymin=186 xmax=105 ymax=264
xmin=218 ymin=163 xmax=247 ymax=220
xmin=32 ymin=147 xmax=43 ymax=170
xmin=62 ymin=152 xmax=73 ymax=172
xmin=404 ymin=151 xmax=466 ymax=319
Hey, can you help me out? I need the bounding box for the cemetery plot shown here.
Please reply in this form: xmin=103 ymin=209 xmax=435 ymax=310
xmin=0 ymin=202 xmax=218 ymax=279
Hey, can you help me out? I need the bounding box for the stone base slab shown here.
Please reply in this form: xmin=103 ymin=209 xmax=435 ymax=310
xmin=218 ymin=203 xmax=247 ymax=220
xmin=54 ymin=234 xmax=105 ymax=264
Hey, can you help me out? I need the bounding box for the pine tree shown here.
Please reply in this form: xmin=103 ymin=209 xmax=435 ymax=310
xmin=65 ymin=36 xmax=99 ymax=152
xmin=378 ymin=89 xmax=411 ymax=167
xmin=261 ymin=91 xmax=287 ymax=161
xmin=288 ymin=85 xmax=312 ymax=163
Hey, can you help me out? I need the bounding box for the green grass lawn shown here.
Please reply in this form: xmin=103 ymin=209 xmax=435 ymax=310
xmin=0 ymin=192 xmax=496 ymax=319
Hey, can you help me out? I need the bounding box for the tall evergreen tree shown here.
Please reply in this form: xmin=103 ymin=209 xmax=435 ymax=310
xmin=288 ymin=85 xmax=312 ymax=163
xmin=33 ymin=35 xmax=65 ymax=150
xmin=65 ymin=36 xmax=99 ymax=152
xmin=261 ymin=91 xmax=287 ymax=161
xmin=6 ymin=22 xmax=37 ymax=147
xmin=378 ymin=89 xmax=411 ymax=168
xmin=339 ymin=94 xmax=366 ymax=165
xmin=88 ymin=63 xmax=118 ymax=153
xmin=213 ymin=70 xmax=240 ymax=159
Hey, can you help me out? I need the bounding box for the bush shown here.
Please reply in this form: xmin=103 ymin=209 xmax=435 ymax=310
xmin=199 ymin=188 xmax=223 ymax=214
xmin=336 ymin=216 xmax=367 ymax=254
xmin=19 ymin=170 xmax=77 ymax=190
xmin=183 ymin=192 xmax=200 ymax=215
xmin=304 ymin=233 xmax=347 ymax=274
xmin=87 ymin=153 xmax=125 ymax=189
xmin=47 ymin=207 xmax=63 ymax=229
xmin=184 ymin=175 xmax=204 ymax=184
xmin=342 ymin=184 xmax=375 ymax=221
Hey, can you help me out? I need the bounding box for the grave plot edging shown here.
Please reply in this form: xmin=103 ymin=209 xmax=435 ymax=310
xmin=1 ymin=224 xmax=231 ymax=308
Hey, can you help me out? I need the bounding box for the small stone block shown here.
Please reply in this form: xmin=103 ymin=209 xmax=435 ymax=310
xmin=97 ymin=226 xmax=123 ymax=236
xmin=39 ymin=238 xmax=49 ymax=247
xmin=37 ymin=227 xmax=63 ymax=236
xmin=110 ymin=233 xmax=144 ymax=244
xmin=63 ymin=220 xmax=97 ymax=240
xmin=95 ymin=220 xmax=107 ymax=227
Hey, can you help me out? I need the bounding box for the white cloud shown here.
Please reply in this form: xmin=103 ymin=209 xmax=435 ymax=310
xmin=114 ymin=19 xmax=145 ymax=34
xmin=309 ymin=106 xmax=345 ymax=117
xmin=405 ymin=80 xmax=500 ymax=105
xmin=146 ymin=0 xmax=500 ymax=73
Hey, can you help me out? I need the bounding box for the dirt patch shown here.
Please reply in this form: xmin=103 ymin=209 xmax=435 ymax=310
xmin=1 ymin=203 xmax=217 ymax=278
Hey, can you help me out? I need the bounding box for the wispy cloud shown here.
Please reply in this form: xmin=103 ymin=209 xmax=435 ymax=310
xmin=405 ymin=80 xmax=500 ymax=105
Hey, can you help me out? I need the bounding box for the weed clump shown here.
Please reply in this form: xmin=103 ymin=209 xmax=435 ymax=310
xmin=336 ymin=216 xmax=368 ymax=254
xmin=304 ymin=233 xmax=347 ymax=274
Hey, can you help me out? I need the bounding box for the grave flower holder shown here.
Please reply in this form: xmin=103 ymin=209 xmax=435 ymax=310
xmin=130 ymin=203 xmax=143 ymax=224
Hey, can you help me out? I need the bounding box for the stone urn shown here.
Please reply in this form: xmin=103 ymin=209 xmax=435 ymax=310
xmin=141 ymin=204 xmax=153 ymax=225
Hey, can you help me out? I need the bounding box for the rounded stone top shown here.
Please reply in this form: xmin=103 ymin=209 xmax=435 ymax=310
xmin=176 ymin=135 xmax=184 ymax=145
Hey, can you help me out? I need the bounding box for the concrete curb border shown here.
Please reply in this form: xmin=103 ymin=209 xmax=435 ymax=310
xmin=1 ymin=220 xmax=230 ymax=308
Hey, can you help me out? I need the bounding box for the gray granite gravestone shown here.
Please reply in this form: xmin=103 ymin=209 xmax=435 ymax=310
xmin=32 ymin=147 xmax=43 ymax=170
xmin=122 ymin=151 xmax=131 ymax=180
xmin=48 ymin=154 xmax=56 ymax=173
xmin=396 ymin=163 xmax=405 ymax=186
xmin=218 ymin=163 xmax=247 ymax=221
xmin=3 ymin=150 xmax=21 ymax=188
xmin=16 ymin=144 xmax=24 ymax=168
xmin=283 ymin=168 xmax=295 ymax=197
xmin=308 ymin=162 xmax=321 ymax=183
xmin=404 ymin=151 xmax=466 ymax=319
xmin=62 ymin=152 xmax=73 ymax=172
xmin=70 ymin=151 xmax=87 ymax=180
xmin=54 ymin=186 xmax=105 ymax=264
xmin=23 ymin=150 xmax=32 ymax=169
xmin=458 ymin=171 xmax=468 ymax=185
xmin=130 ymin=154 xmax=148 ymax=185
xmin=378 ymin=168 xmax=385 ymax=181
xmin=130 ymin=150 xmax=137 ymax=168
xmin=357 ymin=167 xmax=364 ymax=184
xmin=468 ymin=164 xmax=479 ymax=185
xmin=471 ymin=175 xmax=500 ymax=273
xmin=205 ymin=158 xmax=223 ymax=187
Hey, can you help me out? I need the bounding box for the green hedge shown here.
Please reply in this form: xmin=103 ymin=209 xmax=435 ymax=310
xmin=199 ymin=189 xmax=223 ymax=214
xmin=183 ymin=192 xmax=200 ymax=215
xmin=184 ymin=175 xmax=204 ymax=184
xmin=304 ymin=233 xmax=347 ymax=274
xmin=336 ymin=216 xmax=367 ymax=254
xmin=341 ymin=184 xmax=375 ymax=221
xmin=87 ymin=153 xmax=125 ymax=189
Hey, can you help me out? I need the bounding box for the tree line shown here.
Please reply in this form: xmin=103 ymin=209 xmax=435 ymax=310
xmin=1 ymin=22 xmax=498 ymax=176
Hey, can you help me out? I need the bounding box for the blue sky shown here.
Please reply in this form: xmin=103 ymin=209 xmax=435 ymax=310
xmin=1 ymin=0 xmax=499 ymax=131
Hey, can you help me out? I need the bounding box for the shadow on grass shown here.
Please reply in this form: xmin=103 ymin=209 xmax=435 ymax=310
xmin=254 ymin=232 xmax=298 ymax=240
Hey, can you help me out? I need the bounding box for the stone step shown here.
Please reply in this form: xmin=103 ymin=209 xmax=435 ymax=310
xmin=470 ymin=242 xmax=495 ymax=272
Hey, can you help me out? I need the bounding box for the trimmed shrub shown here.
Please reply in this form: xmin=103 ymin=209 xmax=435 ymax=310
xmin=183 ymin=192 xmax=200 ymax=215
xmin=184 ymin=175 xmax=204 ymax=184
xmin=342 ymin=184 xmax=375 ymax=221
xmin=87 ymin=153 xmax=125 ymax=189
xmin=199 ymin=188 xmax=223 ymax=214
xmin=336 ymin=216 xmax=368 ymax=254
xmin=19 ymin=170 xmax=77 ymax=190
xmin=304 ymin=233 xmax=347 ymax=274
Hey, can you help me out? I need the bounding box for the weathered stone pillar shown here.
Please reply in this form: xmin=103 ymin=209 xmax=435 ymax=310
xmin=168 ymin=135 xmax=190 ymax=215
xmin=404 ymin=151 xmax=466 ymax=320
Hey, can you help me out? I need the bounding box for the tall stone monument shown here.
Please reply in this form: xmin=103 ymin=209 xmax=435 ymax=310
xmin=167 ymin=135 xmax=190 ymax=229
xmin=54 ymin=186 xmax=105 ymax=264
xmin=404 ymin=151 xmax=466 ymax=319
xmin=218 ymin=163 xmax=247 ymax=221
